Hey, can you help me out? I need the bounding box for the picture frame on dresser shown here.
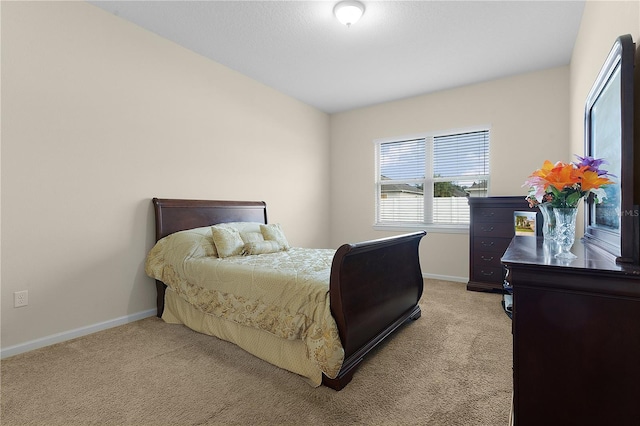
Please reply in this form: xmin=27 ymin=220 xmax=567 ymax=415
xmin=513 ymin=211 xmax=536 ymax=236
xmin=582 ymin=33 xmax=639 ymax=264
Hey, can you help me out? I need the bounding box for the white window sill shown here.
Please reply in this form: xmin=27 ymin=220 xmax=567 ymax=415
xmin=373 ymin=223 xmax=469 ymax=234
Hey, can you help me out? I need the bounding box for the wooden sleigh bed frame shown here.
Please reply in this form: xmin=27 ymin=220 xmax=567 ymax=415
xmin=151 ymin=197 xmax=426 ymax=390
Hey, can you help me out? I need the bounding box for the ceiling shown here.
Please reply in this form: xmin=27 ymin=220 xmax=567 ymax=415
xmin=90 ymin=1 xmax=585 ymax=114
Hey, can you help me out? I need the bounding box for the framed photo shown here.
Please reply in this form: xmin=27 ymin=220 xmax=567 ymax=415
xmin=514 ymin=211 xmax=537 ymax=236
xmin=583 ymin=34 xmax=638 ymax=264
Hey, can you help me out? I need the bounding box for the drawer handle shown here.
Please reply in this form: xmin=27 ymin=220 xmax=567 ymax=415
xmin=481 ymin=271 xmax=495 ymax=277
xmin=480 ymin=255 xmax=494 ymax=261
xmin=481 ymin=225 xmax=495 ymax=232
xmin=481 ymin=212 xmax=495 ymax=217
xmin=480 ymin=241 xmax=495 ymax=247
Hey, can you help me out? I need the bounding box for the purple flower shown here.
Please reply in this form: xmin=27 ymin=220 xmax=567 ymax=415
xmin=573 ymin=155 xmax=615 ymax=177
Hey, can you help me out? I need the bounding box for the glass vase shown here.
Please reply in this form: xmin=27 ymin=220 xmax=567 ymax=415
xmin=538 ymin=203 xmax=556 ymax=241
xmin=553 ymin=207 xmax=578 ymax=259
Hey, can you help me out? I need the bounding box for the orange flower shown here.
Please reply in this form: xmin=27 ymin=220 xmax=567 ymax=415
xmin=580 ymin=170 xmax=614 ymax=191
xmin=531 ymin=160 xmax=556 ymax=180
xmin=545 ymin=162 xmax=584 ymax=191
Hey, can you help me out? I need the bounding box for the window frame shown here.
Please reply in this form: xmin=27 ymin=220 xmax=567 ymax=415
xmin=374 ymin=126 xmax=491 ymax=234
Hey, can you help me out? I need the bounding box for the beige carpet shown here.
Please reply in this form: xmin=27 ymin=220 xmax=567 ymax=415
xmin=1 ymin=279 xmax=512 ymax=425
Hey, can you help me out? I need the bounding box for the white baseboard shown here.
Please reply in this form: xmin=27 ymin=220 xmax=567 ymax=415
xmin=0 ymin=309 xmax=157 ymax=359
xmin=423 ymin=273 xmax=468 ymax=283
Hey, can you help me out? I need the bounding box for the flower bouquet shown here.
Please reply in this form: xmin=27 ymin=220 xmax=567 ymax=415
xmin=523 ymin=155 xmax=615 ymax=258
xmin=524 ymin=155 xmax=614 ymax=208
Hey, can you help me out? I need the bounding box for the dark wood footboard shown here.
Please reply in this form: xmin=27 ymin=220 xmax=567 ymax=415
xmin=323 ymin=231 xmax=426 ymax=390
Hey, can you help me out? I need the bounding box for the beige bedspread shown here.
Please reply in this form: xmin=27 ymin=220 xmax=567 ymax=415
xmin=144 ymin=227 xmax=345 ymax=383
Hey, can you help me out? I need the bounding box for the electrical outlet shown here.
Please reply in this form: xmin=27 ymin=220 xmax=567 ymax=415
xmin=14 ymin=290 xmax=28 ymax=308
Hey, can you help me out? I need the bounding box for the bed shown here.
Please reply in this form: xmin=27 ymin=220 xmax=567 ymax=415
xmin=145 ymin=198 xmax=426 ymax=390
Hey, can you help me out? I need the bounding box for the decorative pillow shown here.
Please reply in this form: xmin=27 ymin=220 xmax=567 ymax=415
xmin=210 ymin=222 xmax=266 ymax=244
xmin=211 ymin=225 xmax=245 ymax=258
xmin=260 ymin=223 xmax=290 ymax=250
xmin=243 ymin=240 xmax=285 ymax=255
xmin=240 ymin=231 xmax=264 ymax=244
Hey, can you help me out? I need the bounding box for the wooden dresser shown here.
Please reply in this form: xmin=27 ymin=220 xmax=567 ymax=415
xmin=502 ymin=237 xmax=640 ymax=426
xmin=467 ymin=196 xmax=538 ymax=292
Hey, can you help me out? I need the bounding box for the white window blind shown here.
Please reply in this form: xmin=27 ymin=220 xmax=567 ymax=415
xmin=376 ymin=129 xmax=489 ymax=226
xmin=378 ymin=139 xmax=425 ymax=223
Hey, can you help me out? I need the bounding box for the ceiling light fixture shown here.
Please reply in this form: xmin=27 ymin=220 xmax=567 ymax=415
xmin=334 ymin=1 xmax=365 ymax=27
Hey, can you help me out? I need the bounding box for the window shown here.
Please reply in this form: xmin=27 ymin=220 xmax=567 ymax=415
xmin=375 ymin=129 xmax=489 ymax=229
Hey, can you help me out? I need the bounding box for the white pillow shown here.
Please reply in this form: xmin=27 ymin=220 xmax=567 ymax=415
xmin=145 ymin=226 xmax=217 ymax=282
xmin=240 ymin=231 xmax=264 ymax=243
xmin=160 ymin=226 xmax=218 ymax=258
xmin=212 ymin=222 xmax=265 ymax=244
xmin=211 ymin=224 xmax=245 ymax=258
xmin=260 ymin=223 xmax=290 ymax=250
xmin=243 ymin=240 xmax=285 ymax=255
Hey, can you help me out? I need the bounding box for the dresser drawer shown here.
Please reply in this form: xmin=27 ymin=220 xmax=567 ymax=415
xmin=474 ymin=207 xmax=519 ymax=223
xmin=474 ymin=250 xmax=503 ymax=268
xmin=473 ymin=222 xmax=513 ymax=238
xmin=473 ymin=236 xmax=511 ymax=254
xmin=472 ymin=265 xmax=505 ymax=283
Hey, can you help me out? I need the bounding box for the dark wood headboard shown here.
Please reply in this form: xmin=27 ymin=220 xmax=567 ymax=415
xmin=152 ymin=198 xmax=267 ymax=241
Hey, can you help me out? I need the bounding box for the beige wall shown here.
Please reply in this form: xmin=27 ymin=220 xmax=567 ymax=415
xmin=330 ymin=67 xmax=571 ymax=281
xmin=1 ymin=2 xmax=330 ymax=350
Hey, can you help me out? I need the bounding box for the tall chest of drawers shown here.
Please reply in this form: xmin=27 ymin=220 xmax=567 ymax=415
xmin=467 ymin=196 xmax=538 ymax=292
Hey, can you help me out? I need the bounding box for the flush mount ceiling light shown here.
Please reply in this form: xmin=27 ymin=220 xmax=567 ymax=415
xmin=334 ymin=1 xmax=365 ymax=27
